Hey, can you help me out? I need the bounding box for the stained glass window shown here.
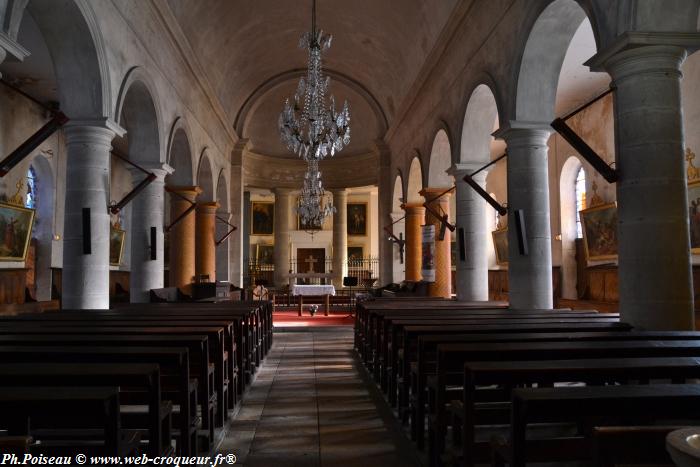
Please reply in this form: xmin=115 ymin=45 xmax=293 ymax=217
xmin=575 ymin=166 xmax=586 ymax=238
xmin=25 ymin=166 xmax=37 ymax=209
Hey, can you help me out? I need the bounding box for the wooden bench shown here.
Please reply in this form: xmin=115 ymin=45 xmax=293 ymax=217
xmin=0 ymin=333 xmax=212 ymax=446
xmin=0 ymin=345 xmax=195 ymax=455
xmin=0 ymin=362 xmax=170 ymax=456
xmin=494 ymin=384 xmax=700 ymax=467
xmin=430 ymin=339 xmax=700 ymax=465
xmin=0 ymin=386 xmax=138 ymax=456
xmin=460 ymin=357 xmax=700 ymax=466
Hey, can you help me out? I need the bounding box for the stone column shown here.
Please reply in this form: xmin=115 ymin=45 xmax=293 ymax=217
xmin=421 ymin=188 xmax=453 ymax=298
xmin=588 ymin=42 xmax=696 ymax=330
xmin=448 ymin=164 xmax=489 ymax=301
xmin=376 ymin=142 xmax=394 ymax=286
xmin=273 ymin=188 xmax=292 ymax=287
xmin=166 ymin=186 xmax=200 ymax=292
xmin=242 ymin=191 xmax=251 ymax=286
xmin=216 ymin=211 xmax=231 ymax=283
xmin=390 ymin=211 xmax=405 ymax=284
xmin=495 ymin=124 xmax=553 ymax=309
xmin=229 ymin=141 xmax=246 ymax=286
xmin=128 ymin=164 xmax=172 ymax=303
xmin=195 ymin=202 xmax=219 ymax=282
xmin=403 ymin=203 xmax=425 ymax=282
xmin=62 ymin=122 xmax=119 ymax=309
xmin=332 ymin=189 xmax=348 ymax=287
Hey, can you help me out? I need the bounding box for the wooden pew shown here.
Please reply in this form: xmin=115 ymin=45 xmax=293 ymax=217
xmin=493 ymin=384 xmax=700 ymax=467
xmin=0 ymin=345 xmax=194 ymax=456
xmin=0 ymin=322 xmax=229 ymax=429
xmin=0 ymin=386 xmax=138 ymax=456
xmin=592 ymin=425 xmax=679 ymax=466
xmin=459 ymin=357 xmax=700 ymax=467
xmin=0 ymin=363 xmax=170 ymax=456
xmin=380 ymin=312 xmax=617 ymax=392
xmin=430 ymin=340 xmax=700 ymax=465
xmin=0 ymin=333 xmax=213 ymax=445
xmin=407 ymin=322 xmax=632 ymax=448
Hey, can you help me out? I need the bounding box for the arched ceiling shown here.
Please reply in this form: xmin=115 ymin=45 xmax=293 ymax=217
xmin=165 ymin=0 xmax=458 ymax=157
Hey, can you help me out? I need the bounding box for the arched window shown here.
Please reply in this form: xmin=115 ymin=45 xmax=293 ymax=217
xmin=25 ymin=165 xmax=37 ymax=209
xmin=575 ymin=167 xmax=586 ymax=238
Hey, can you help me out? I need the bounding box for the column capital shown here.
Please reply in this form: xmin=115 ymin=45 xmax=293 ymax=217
xmin=449 ymin=163 xmax=488 ymax=183
xmin=402 ymin=203 xmax=426 ymax=215
xmin=493 ymin=121 xmax=551 ymax=147
xmin=196 ymin=202 xmax=220 ymax=215
xmin=65 ymin=118 xmax=126 ymax=139
xmin=420 ymin=187 xmax=453 ymax=201
xmin=585 ymin=31 xmax=700 ymax=73
xmin=166 ymin=185 xmax=202 ymax=203
xmin=128 ymin=162 xmax=174 ymax=181
xmin=274 ymin=187 xmax=294 ymax=197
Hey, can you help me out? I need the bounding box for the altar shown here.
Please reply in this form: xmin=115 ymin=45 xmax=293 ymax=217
xmin=289 ymin=282 xmax=336 ymax=316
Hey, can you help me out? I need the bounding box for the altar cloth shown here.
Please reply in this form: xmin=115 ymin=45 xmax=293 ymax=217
xmin=290 ymin=284 xmax=336 ymax=296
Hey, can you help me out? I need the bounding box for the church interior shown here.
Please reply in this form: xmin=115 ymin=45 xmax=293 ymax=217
xmin=1 ymin=0 xmax=700 ymax=465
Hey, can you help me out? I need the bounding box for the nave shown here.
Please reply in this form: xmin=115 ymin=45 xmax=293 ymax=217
xmin=218 ymin=329 xmax=421 ymax=467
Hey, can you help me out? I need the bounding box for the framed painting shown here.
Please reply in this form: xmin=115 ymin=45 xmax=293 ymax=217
xmin=689 ymin=179 xmax=700 ymax=253
xmin=0 ymin=202 xmax=35 ymax=261
xmin=251 ymin=202 xmax=274 ymax=235
xmin=109 ymin=228 xmax=126 ymax=266
xmin=347 ymin=203 xmax=367 ymax=236
xmin=347 ymin=246 xmax=364 ymax=261
xmin=298 ymin=212 xmax=322 ymax=231
xmin=256 ymin=244 xmax=274 ymax=264
xmin=491 ymin=227 xmax=508 ymax=266
xmin=580 ymin=202 xmax=618 ymax=261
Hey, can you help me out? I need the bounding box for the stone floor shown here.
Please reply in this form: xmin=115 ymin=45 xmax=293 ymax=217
xmin=217 ymin=328 xmax=423 ymax=467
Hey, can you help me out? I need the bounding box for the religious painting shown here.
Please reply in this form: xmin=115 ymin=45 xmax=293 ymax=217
xmin=251 ymin=202 xmax=274 ymax=235
xmin=256 ymin=244 xmax=274 ymax=264
xmin=688 ymin=179 xmax=700 ymax=253
xmin=109 ymin=227 xmax=126 ymax=266
xmin=491 ymin=227 xmax=508 ymax=266
xmin=347 ymin=246 xmax=364 ymax=262
xmin=347 ymin=203 xmax=367 ymax=236
xmin=580 ymin=202 xmax=618 ymax=261
xmin=298 ymin=212 xmax=322 ymax=231
xmin=0 ymin=202 xmax=35 ymax=261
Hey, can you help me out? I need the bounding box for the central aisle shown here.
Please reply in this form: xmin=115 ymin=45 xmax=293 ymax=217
xmin=218 ymin=329 xmax=422 ymax=467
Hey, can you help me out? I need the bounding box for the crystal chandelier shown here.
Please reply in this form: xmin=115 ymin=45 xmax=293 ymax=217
xmin=278 ymin=0 xmax=351 ymax=161
xmin=297 ymin=159 xmax=336 ymax=231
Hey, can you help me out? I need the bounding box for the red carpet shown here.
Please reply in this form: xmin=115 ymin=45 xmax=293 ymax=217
xmin=273 ymin=310 xmax=354 ymax=327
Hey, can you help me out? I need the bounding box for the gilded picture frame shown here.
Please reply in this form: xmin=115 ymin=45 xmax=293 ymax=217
xmin=109 ymin=228 xmax=126 ymax=266
xmin=688 ymin=179 xmax=700 ymax=254
xmin=580 ymin=202 xmax=618 ymax=261
xmin=491 ymin=227 xmax=508 ymax=266
xmin=0 ymin=202 xmax=35 ymax=262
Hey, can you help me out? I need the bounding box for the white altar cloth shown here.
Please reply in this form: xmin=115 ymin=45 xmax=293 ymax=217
xmin=290 ymin=284 xmax=336 ymax=296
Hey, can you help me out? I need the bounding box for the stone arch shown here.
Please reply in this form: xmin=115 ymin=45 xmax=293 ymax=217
xmin=28 ymin=153 xmax=54 ymax=301
xmin=560 ymin=155 xmax=585 ymax=300
xmin=166 ymin=118 xmax=194 ymax=186
xmin=406 ymin=155 xmax=424 ymax=204
xmin=216 ymin=169 xmax=229 ymax=212
xmin=115 ymin=67 xmax=163 ymax=164
xmin=25 ymin=0 xmax=112 ymax=119
xmin=428 ymin=129 xmax=453 ymax=188
xmin=511 ymin=0 xmax=591 ymax=122
xmin=461 ymin=83 xmax=501 ymax=165
xmin=197 ymin=150 xmax=215 ymax=202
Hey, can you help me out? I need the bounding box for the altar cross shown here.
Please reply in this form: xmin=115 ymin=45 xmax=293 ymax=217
xmin=305 ymin=255 xmax=318 ymax=273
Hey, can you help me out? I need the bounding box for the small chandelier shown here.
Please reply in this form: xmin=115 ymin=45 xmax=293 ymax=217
xmin=297 ymin=159 xmax=336 ymax=232
xmin=279 ymin=0 xmax=351 ymax=161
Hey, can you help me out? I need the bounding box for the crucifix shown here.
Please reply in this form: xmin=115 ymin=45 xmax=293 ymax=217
xmin=305 ymin=255 xmax=318 ymax=273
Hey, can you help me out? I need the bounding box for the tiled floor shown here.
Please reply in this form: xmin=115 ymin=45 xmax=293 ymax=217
xmin=218 ymin=328 xmax=423 ymax=467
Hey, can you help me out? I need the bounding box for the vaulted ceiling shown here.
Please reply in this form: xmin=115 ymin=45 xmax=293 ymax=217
xmin=165 ymin=0 xmax=459 ymax=158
